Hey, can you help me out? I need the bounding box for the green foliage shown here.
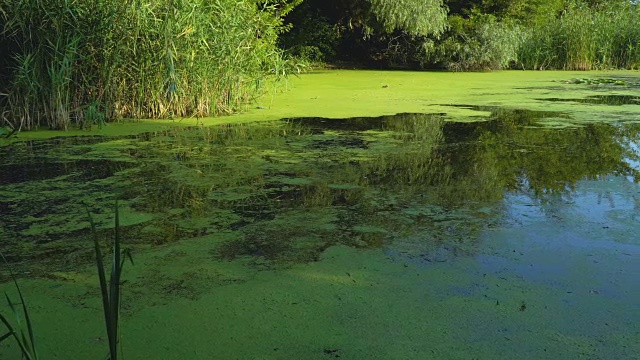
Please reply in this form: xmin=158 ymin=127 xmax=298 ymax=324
xmin=518 ymin=1 xmax=640 ymax=70
xmin=279 ymin=0 xmax=640 ymax=70
xmin=257 ymin=0 xmax=304 ymax=18
xmin=446 ymin=0 xmax=566 ymax=24
xmin=0 ymin=0 xmax=296 ymax=130
xmin=378 ymin=33 xmax=434 ymax=67
xmin=429 ymin=0 xmax=640 ymax=71
xmin=0 ymin=253 xmax=39 ymax=360
xmin=280 ymin=0 xmax=447 ymax=66
xmin=278 ymin=3 xmax=340 ymax=62
xmin=424 ymin=15 xmax=524 ymax=70
xmin=88 ymin=202 xmax=132 ymax=360
xmin=368 ymin=0 xmax=448 ymax=36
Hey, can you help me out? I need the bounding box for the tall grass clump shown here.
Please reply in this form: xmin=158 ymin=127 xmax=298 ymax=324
xmin=0 ymin=0 xmax=296 ymax=130
xmin=0 ymin=253 xmax=39 ymax=360
xmin=88 ymin=203 xmax=132 ymax=360
xmin=518 ymin=1 xmax=640 ymax=70
xmin=0 ymin=203 xmax=131 ymax=359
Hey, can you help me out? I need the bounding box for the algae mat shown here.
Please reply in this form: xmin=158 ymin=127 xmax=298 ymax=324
xmin=1 ymin=70 xmax=640 ymax=359
xmin=7 ymin=69 xmax=640 ymax=140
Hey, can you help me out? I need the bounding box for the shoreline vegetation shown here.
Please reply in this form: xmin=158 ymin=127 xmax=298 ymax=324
xmin=0 ymin=0 xmax=639 ymax=131
xmin=0 ymin=0 xmax=302 ymax=131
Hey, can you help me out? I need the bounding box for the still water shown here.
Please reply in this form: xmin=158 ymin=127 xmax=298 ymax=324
xmin=0 ymin=107 xmax=639 ymax=358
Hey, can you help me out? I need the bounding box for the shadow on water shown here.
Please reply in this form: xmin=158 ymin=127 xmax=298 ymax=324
xmin=538 ymin=95 xmax=640 ymax=105
xmin=1 ymin=107 xmax=639 ymax=272
xmin=442 ymin=104 xmax=572 ymax=122
xmin=0 ymin=160 xmax=135 ymax=185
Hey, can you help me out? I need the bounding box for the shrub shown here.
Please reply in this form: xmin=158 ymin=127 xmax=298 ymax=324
xmin=423 ymin=15 xmax=524 ymax=71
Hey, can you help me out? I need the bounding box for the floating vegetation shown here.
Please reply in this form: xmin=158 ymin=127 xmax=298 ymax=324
xmin=562 ymin=78 xmax=627 ymax=86
xmin=538 ymin=95 xmax=640 ymax=106
xmin=1 ymin=110 xmax=640 ymax=274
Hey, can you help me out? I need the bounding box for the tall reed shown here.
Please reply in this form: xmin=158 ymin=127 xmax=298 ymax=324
xmin=518 ymin=1 xmax=640 ymax=70
xmin=0 ymin=203 xmax=131 ymax=359
xmin=87 ymin=202 xmax=132 ymax=360
xmin=0 ymin=0 xmax=295 ymax=130
xmin=0 ymin=253 xmax=39 ymax=360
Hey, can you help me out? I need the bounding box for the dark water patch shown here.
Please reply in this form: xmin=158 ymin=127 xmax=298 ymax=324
xmin=0 ymin=159 xmax=135 ymax=185
xmin=514 ymin=86 xmax=570 ymax=92
xmin=286 ymin=115 xmax=389 ymax=132
xmin=0 ymin=135 xmax=113 ymax=156
xmin=216 ymin=209 xmax=339 ymax=266
xmin=306 ymin=137 xmax=369 ymax=149
xmin=286 ymin=113 xmax=445 ymax=132
xmin=442 ymin=104 xmax=571 ymax=122
xmin=538 ymin=95 xmax=640 ymax=106
xmin=24 ymin=135 xmax=111 ymax=147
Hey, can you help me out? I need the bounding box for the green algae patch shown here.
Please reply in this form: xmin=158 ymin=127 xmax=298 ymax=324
xmin=2 ymin=113 xmax=639 ymax=271
xmin=2 ymin=73 xmax=640 ymax=358
xmin=4 ymin=240 xmax=636 ymax=359
xmin=234 ymin=69 xmax=640 ymax=125
xmin=562 ymin=77 xmax=639 ymax=87
xmin=3 ymin=70 xmax=640 ymax=144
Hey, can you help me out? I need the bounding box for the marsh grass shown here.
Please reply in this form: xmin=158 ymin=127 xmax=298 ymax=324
xmin=0 ymin=253 xmax=38 ymax=360
xmin=0 ymin=203 xmax=131 ymax=359
xmin=0 ymin=0 xmax=296 ymax=130
xmin=518 ymin=2 xmax=640 ymax=70
xmin=87 ymin=202 xmax=132 ymax=360
xmin=424 ymin=2 xmax=640 ymax=71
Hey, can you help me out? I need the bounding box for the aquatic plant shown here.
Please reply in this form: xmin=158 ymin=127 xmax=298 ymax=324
xmin=0 ymin=253 xmax=39 ymax=360
xmin=0 ymin=203 xmax=130 ymax=359
xmin=88 ymin=202 xmax=132 ymax=360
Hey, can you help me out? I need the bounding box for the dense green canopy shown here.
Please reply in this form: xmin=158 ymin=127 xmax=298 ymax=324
xmin=280 ymin=0 xmax=640 ymax=69
xmin=368 ymin=0 xmax=448 ymax=35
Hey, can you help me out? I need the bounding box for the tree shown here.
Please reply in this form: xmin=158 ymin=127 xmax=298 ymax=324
xmin=368 ymin=0 xmax=448 ymax=36
xmin=445 ymin=0 xmax=567 ymax=24
xmin=280 ymin=0 xmax=448 ymax=64
xmin=316 ymin=0 xmax=448 ymax=37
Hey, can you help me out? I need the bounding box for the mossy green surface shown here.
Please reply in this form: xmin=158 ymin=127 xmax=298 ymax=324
xmin=4 ymin=69 xmax=640 ymax=141
xmin=1 ymin=70 xmax=639 ymax=359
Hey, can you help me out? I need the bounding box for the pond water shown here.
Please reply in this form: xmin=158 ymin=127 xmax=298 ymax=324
xmin=539 ymin=94 xmax=640 ymax=105
xmin=1 ymin=71 xmax=640 ymax=359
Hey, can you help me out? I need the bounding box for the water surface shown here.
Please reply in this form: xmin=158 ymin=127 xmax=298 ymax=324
xmin=1 ymin=80 xmax=640 ymax=359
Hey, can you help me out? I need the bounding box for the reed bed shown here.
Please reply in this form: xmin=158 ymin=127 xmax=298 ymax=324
xmin=0 ymin=0 xmax=292 ymax=130
xmin=518 ymin=2 xmax=640 ymax=70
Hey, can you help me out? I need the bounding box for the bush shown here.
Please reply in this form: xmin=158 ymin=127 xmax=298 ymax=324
xmin=423 ymin=15 xmax=524 ymax=71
